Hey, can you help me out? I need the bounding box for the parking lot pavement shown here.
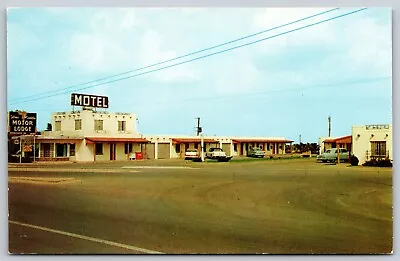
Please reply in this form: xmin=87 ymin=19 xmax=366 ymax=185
xmin=8 ymin=158 xmax=392 ymax=254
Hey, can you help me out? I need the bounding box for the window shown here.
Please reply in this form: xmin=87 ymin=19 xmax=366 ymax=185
xmin=95 ymin=143 xmax=103 ymax=155
xmin=55 ymin=121 xmax=61 ymax=131
xmin=118 ymin=121 xmax=126 ymax=131
xmin=266 ymin=143 xmax=270 ymax=151
xmin=70 ymin=144 xmax=76 ymax=156
xmin=234 ymin=144 xmax=237 ymax=152
xmin=75 ymin=119 xmax=82 ymax=130
xmin=175 ymin=144 xmax=180 ymax=153
xmin=371 ymin=141 xmax=386 ymax=157
xmin=195 ymin=143 xmax=199 ymax=150
xmin=185 ymin=144 xmax=189 ymax=151
xmin=56 ymin=144 xmax=67 ymax=157
xmin=94 ymin=120 xmax=103 ymax=131
xmin=125 ymin=143 xmax=133 ymax=154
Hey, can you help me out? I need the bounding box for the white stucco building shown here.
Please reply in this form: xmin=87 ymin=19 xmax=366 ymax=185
xmin=352 ymin=124 xmax=392 ymax=165
xmin=34 ymin=108 xmax=148 ymax=162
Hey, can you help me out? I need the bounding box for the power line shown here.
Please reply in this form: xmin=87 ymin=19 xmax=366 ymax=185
xmin=9 ymin=8 xmax=367 ymax=106
xmin=9 ymin=8 xmax=340 ymax=103
xmin=30 ymin=76 xmax=391 ymax=112
xmin=156 ymin=76 xmax=391 ymax=104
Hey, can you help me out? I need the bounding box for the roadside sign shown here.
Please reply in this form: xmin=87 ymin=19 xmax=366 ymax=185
xmin=8 ymin=111 xmax=37 ymax=135
xmin=23 ymin=145 xmax=32 ymax=152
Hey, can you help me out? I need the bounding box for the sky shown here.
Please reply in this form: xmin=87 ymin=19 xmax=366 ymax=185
xmin=6 ymin=7 xmax=392 ymax=143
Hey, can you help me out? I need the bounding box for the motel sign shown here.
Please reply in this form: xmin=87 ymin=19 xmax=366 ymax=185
xmin=71 ymin=93 xmax=109 ymax=108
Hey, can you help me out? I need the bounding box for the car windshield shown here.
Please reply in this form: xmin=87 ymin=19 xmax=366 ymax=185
xmin=326 ymin=150 xmax=331 ymax=153
xmin=186 ymin=150 xmax=197 ymax=152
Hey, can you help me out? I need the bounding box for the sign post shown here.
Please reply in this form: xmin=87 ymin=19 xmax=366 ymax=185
xmin=33 ymin=134 xmax=36 ymax=163
xmin=19 ymin=136 xmax=22 ymax=164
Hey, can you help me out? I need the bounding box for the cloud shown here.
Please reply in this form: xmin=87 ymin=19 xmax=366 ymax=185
xmin=68 ymin=8 xmax=199 ymax=83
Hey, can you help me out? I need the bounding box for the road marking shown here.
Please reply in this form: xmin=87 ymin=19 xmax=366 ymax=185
xmin=122 ymin=166 xmax=199 ymax=169
xmin=9 ymin=220 xmax=163 ymax=254
xmin=8 ymin=168 xmax=139 ymax=173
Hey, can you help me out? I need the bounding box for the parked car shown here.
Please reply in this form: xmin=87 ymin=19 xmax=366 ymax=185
xmin=317 ymin=148 xmax=349 ymax=163
xmin=184 ymin=149 xmax=199 ymax=160
xmin=205 ymin=148 xmax=232 ymax=161
xmin=247 ymin=147 xmax=265 ymax=158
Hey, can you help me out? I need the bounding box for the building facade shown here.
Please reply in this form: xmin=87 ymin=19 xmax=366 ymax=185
xmin=28 ymin=109 xmax=293 ymax=162
xmin=35 ymin=109 xmax=149 ymax=162
xmin=319 ymin=135 xmax=352 ymax=154
xmin=352 ymin=124 xmax=392 ymax=165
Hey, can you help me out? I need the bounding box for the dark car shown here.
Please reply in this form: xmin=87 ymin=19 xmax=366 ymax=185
xmin=247 ymin=147 xmax=265 ymax=158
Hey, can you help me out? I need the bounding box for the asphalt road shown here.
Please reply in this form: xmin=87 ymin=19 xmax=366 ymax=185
xmin=8 ymin=159 xmax=393 ymax=254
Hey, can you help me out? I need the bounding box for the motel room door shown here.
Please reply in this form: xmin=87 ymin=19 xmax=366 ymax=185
xmin=110 ymin=143 xmax=116 ymax=160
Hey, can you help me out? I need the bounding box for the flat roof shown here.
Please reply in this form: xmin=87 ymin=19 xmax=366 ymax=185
xmin=231 ymin=139 xmax=293 ymax=143
xmin=171 ymin=138 xmax=219 ymax=143
xmin=85 ymin=137 xmax=150 ymax=144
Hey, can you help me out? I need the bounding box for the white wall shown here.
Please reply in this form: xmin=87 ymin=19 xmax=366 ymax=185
xmin=352 ymin=124 xmax=392 ymax=165
xmin=51 ymin=110 xmax=138 ymax=137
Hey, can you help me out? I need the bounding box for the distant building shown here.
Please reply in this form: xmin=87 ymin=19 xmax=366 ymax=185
xmin=318 ymin=135 xmax=352 ymax=155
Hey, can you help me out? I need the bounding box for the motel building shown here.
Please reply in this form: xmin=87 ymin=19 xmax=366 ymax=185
xmin=142 ymin=136 xmax=293 ymax=160
xmin=16 ymin=93 xmax=294 ymax=162
xmin=29 ymin=108 xmax=293 ymax=162
xmin=34 ymin=108 xmax=149 ymax=162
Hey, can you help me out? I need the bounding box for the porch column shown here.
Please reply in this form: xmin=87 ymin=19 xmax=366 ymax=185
xmin=219 ymin=140 xmax=222 ymax=148
xmin=230 ymin=140 xmax=234 ymax=156
xmin=93 ymin=143 xmax=96 ymax=162
xmin=155 ymin=141 xmax=159 ymax=160
xmin=38 ymin=142 xmax=41 ymax=159
xmin=67 ymin=144 xmax=70 ymax=157
xmin=290 ymin=143 xmax=293 ymax=154
xmin=53 ymin=143 xmax=56 ymax=158
xmin=274 ymin=143 xmax=277 ymax=155
xmin=169 ymin=139 xmax=173 ymax=159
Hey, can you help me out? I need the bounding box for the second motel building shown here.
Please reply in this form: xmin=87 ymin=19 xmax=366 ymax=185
xmin=34 ymin=109 xmax=293 ymax=162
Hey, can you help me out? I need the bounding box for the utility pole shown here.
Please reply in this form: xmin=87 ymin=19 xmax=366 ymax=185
xmin=328 ymin=115 xmax=331 ymax=137
xmin=299 ymin=134 xmax=302 ymax=153
xmin=196 ymin=117 xmax=202 ymax=136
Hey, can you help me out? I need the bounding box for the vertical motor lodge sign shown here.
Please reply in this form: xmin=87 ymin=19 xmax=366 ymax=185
xmin=8 ymin=111 xmax=37 ymax=134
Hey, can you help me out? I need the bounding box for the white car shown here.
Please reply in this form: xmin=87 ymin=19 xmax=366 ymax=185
xmin=184 ymin=149 xmax=199 ymax=160
xmin=206 ymin=148 xmax=226 ymax=159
